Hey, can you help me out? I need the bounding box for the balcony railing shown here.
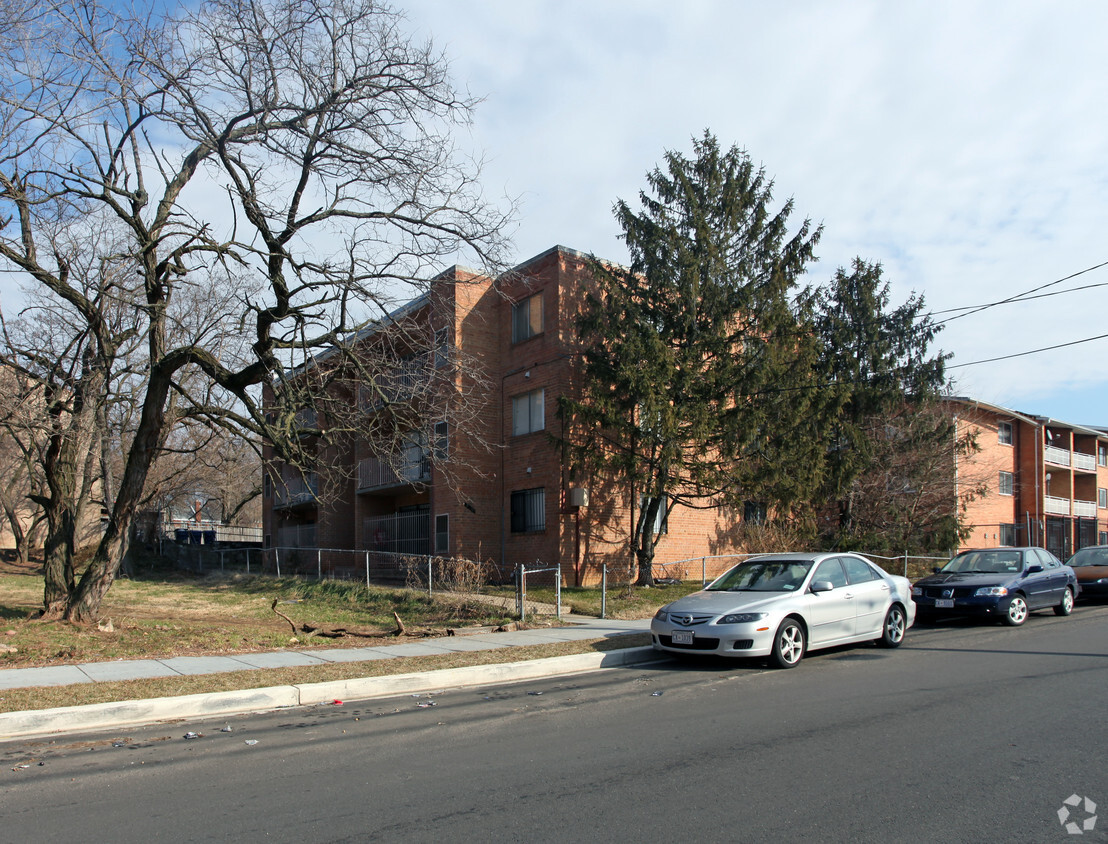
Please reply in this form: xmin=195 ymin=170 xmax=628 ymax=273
xmin=1044 ymin=445 xmax=1071 ymax=467
xmin=276 ymin=524 xmax=317 ymax=548
xmin=1044 ymin=495 xmax=1070 ymax=516
xmin=1074 ymin=499 xmax=1097 ymax=518
xmin=358 ymin=454 xmax=430 ymax=492
xmin=358 ymin=362 xmax=429 ymax=412
xmin=1074 ymin=451 xmax=1097 ymax=472
xmin=364 ymin=512 xmax=430 ymax=555
xmin=273 ymin=474 xmax=319 ymax=508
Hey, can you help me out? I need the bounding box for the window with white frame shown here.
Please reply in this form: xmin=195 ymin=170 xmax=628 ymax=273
xmin=998 ymin=471 xmax=1014 ymax=496
xmin=744 ymin=501 xmax=767 ymax=525
xmin=998 ymin=421 xmax=1013 ymax=445
xmin=1100 ymin=444 xmax=1108 ymax=466
xmin=510 ymin=488 xmax=545 ymax=533
xmin=1100 ymin=488 xmax=1107 ymax=509
xmin=511 ymin=293 xmax=543 ymax=343
xmin=435 ymin=514 xmax=449 ymax=553
xmin=511 ymin=388 xmax=544 ymax=436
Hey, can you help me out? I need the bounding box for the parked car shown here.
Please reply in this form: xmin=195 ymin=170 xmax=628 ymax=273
xmin=911 ymin=547 xmax=1078 ymax=626
xmin=1065 ymin=545 xmax=1108 ymax=599
xmin=650 ymin=552 xmax=916 ymax=669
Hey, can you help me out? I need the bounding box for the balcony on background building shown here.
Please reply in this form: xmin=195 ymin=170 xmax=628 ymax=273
xmin=1044 ymin=445 xmax=1071 ymax=468
xmin=273 ymin=473 xmax=319 ymax=509
xmin=276 ymin=524 xmax=317 ymax=548
xmin=1073 ymin=451 xmax=1097 ymax=473
xmin=357 ymin=453 xmax=430 ymax=493
xmin=1044 ymin=495 xmax=1070 ymax=516
xmin=364 ymin=512 xmax=430 ymax=556
xmin=1073 ymin=498 xmax=1097 ymax=518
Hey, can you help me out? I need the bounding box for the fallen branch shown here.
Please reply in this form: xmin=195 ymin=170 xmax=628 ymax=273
xmin=270 ymin=599 xmax=429 ymax=639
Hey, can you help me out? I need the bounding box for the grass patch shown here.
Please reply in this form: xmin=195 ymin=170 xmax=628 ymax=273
xmin=0 ymin=563 xmax=517 ymax=670
xmin=0 ymin=633 xmax=652 ymax=713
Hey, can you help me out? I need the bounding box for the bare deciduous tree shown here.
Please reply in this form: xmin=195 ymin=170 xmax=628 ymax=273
xmin=0 ymin=0 xmax=512 ymax=621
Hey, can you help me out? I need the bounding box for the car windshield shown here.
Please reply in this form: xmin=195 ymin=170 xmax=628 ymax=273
xmin=942 ymin=550 xmax=1022 ymax=574
xmin=1068 ymin=548 xmax=1108 ymax=567
xmin=707 ymin=560 xmax=813 ymax=592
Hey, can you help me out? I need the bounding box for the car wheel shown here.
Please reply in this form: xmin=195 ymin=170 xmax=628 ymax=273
xmin=1002 ymin=595 xmax=1028 ymax=626
xmin=877 ymin=605 xmax=907 ymax=648
xmin=1053 ymin=587 xmax=1075 ymax=617
xmin=770 ymin=618 xmax=805 ymax=669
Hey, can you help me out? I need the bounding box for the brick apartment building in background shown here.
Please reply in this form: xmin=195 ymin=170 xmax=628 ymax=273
xmin=262 ymin=245 xmax=753 ymax=585
xmin=945 ymin=397 xmax=1108 ymax=560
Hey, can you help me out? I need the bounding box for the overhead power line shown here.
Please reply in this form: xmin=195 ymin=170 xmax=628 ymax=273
xmin=947 ymin=331 xmax=1108 ymax=370
xmin=933 ymin=259 xmax=1108 ymax=324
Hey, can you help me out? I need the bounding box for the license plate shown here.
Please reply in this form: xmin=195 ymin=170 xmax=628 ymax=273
xmin=671 ymin=630 xmax=694 ymax=645
xmin=935 ymin=599 xmax=954 ymax=608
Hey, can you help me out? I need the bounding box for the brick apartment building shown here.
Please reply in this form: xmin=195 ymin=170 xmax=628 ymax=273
xmin=262 ymin=245 xmax=751 ymax=585
xmin=946 ymin=397 xmax=1108 ymax=560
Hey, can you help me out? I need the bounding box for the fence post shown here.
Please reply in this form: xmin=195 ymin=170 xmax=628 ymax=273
xmin=246 ymin=549 xmax=251 ymax=575
xmin=427 ymin=554 xmax=432 ymax=599
xmin=555 ymin=563 xmax=562 ymax=620
xmin=702 ymin=556 xmax=707 ymax=586
xmin=275 ymin=547 xmax=281 ymax=578
xmin=601 ymin=564 xmax=607 ymax=619
xmin=365 ymin=549 xmax=370 ymax=589
xmin=316 ymin=548 xmax=321 ymax=581
xmin=220 ymin=550 xmax=225 ymax=574
xmin=903 ymin=550 xmax=908 ymax=578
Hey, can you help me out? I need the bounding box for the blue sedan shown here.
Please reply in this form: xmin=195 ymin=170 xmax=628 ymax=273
xmin=911 ymin=547 xmax=1078 ymax=626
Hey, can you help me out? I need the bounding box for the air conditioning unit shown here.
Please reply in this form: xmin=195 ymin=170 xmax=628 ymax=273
xmin=567 ymin=487 xmax=589 ymax=508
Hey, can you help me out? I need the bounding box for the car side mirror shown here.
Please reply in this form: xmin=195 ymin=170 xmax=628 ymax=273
xmin=810 ymin=580 xmax=834 ymax=593
xmin=1024 ymin=565 xmax=1043 ymax=576
xmin=932 ymin=566 xmax=942 ymax=574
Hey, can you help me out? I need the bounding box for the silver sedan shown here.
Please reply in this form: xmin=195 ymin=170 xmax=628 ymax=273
xmin=650 ymin=552 xmax=916 ymax=668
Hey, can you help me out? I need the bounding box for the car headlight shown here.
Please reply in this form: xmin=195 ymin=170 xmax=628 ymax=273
xmin=718 ymin=612 xmax=768 ymax=624
xmin=911 ymin=586 xmax=922 ymax=596
xmin=974 ymin=586 xmax=1009 ymax=597
xmin=654 ymin=608 xmax=668 ymax=622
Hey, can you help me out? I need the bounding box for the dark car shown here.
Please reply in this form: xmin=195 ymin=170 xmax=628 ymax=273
xmin=1066 ymin=545 xmax=1108 ymax=599
xmin=911 ymin=547 xmax=1078 ymax=626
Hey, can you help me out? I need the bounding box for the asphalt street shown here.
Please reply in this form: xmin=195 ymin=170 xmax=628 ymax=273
xmin=2 ymin=604 xmax=1107 ymax=843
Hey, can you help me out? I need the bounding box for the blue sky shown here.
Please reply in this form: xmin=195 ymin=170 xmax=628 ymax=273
xmin=401 ymin=0 xmax=1108 ymax=427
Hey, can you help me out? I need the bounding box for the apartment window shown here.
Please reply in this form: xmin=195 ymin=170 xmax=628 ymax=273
xmin=744 ymin=501 xmax=767 ymax=525
xmin=435 ymin=514 xmax=449 ymax=553
xmin=999 ymin=524 xmax=1016 ymax=546
xmin=434 ymin=327 xmax=449 ymax=369
xmin=510 ymin=488 xmax=545 ymax=533
xmin=434 ymin=421 xmax=449 ymax=460
xmin=639 ymin=495 xmax=668 ymax=535
xmin=263 ymin=474 xmax=272 ymax=498
xmin=511 ymin=388 xmax=545 ymax=436
xmin=1101 ymin=531 xmax=1108 ymax=545
xmin=1100 ymin=488 xmax=1108 ymax=509
xmin=998 ymin=471 xmax=1014 ymax=496
xmin=998 ymin=422 xmax=1013 ymax=445
xmin=511 ymin=293 xmax=543 ymax=343
xmin=1100 ymin=444 xmax=1108 ymax=466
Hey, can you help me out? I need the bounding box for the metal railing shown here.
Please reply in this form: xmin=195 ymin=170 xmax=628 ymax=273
xmin=357 ymin=454 xmax=430 ymax=491
xmin=273 ymin=473 xmax=319 ymax=508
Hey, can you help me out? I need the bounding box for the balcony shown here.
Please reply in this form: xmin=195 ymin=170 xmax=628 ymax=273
xmin=364 ymin=512 xmax=430 ymax=555
xmin=276 ymin=524 xmax=317 ymax=548
xmin=358 ymin=361 xmax=429 ymax=413
xmin=1044 ymin=445 xmax=1071 ymax=468
xmin=1044 ymin=495 xmax=1070 ymax=516
xmin=273 ymin=474 xmax=319 ymax=509
xmin=1074 ymin=499 xmax=1097 ymax=518
xmin=1074 ymin=451 xmax=1097 ymax=473
xmin=358 ymin=453 xmax=430 ymax=493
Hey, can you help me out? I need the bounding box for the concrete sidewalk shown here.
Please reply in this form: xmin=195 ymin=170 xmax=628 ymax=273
xmin=0 ymin=617 xmax=657 ymax=741
xmin=0 ymin=616 xmax=651 ymax=692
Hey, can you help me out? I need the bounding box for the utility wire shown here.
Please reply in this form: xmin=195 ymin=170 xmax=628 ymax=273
xmin=933 ymin=259 xmax=1108 ymax=324
xmin=947 ymin=332 xmax=1108 ymax=370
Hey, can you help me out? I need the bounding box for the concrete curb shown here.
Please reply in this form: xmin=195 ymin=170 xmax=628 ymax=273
xmin=0 ymin=646 xmax=661 ymax=742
